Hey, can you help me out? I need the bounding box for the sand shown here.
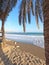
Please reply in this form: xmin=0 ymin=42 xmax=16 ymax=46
xmin=0 ymin=39 xmax=46 ymax=65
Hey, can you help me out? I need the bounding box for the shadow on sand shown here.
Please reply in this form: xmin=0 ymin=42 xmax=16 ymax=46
xmin=0 ymin=42 xmax=15 ymax=65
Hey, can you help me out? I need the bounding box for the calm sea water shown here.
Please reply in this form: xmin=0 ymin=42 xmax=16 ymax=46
xmin=6 ymin=32 xmax=43 ymax=36
xmin=5 ymin=33 xmax=44 ymax=48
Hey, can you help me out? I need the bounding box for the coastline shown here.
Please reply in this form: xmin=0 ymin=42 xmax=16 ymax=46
xmin=5 ymin=34 xmax=44 ymax=48
xmin=5 ymin=39 xmax=45 ymax=60
xmin=0 ymin=39 xmax=46 ymax=65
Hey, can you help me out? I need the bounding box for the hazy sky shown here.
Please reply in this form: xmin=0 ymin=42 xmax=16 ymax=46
xmin=0 ymin=1 xmax=43 ymax=33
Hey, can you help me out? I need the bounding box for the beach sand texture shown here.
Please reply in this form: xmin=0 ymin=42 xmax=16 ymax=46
xmin=0 ymin=39 xmax=46 ymax=65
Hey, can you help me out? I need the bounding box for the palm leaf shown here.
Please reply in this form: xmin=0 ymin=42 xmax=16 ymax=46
xmin=27 ymin=0 xmax=31 ymax=24
xmin=28 ymin=10 xmax=31 ymax=24
xmin=23 ymin=17 xmax=25 ymax=32
xmin=23 ymin=0 xmax=26 ymax=32
xmin=19 ymin=10 xmax=22 ymax=25
xmin=31 ymin=0 xmax=34 ymax=15
xmin=0 ymin=0 xmax=17 ymax=20
xmin=38 ymin=1 xmax=43 ymax=22
xmin=19 ymin=0 xmax=43 ymax=31
xmin=35 ymin=0 xmax=39 ymax=29
xmin=23 ymin=0 xmax=26 ymax=23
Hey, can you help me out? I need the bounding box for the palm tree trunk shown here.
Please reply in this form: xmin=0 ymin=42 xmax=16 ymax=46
xmin=44 ymin=0 xmax=49 ymax=65
xmin=1 ymin=20 xmax=4 ymax=40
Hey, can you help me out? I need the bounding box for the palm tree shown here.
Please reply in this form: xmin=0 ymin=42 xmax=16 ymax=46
xmin=19 ymin=0 xmax=49 ymax=65
xmin=35 ymin=0 xmax=49 ymax=64
xmin=0 ymin=0 xmax=49 ymax=64
xmin=43 ymin=0 xmax=49 ymax=65
xmin=0 ymin=0 xmax=17 ymax=40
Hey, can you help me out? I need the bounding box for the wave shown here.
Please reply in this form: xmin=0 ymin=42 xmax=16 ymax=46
xmin=5 ymin=34 xmax=44 ymax=48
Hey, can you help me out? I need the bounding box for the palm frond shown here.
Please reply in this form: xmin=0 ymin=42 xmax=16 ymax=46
xmin=27 ymin=0 xmax=31 ymax=24
xmin=35 ymin=0 xmax=43 ymax=29
xmin=19 ymin=10 xmax=22 ymax=25
xmin=23 ymin=0 xmax=26 ymax=22
xmin=39 ymin=0 xmax=43 ymax=22
xmin=35 ymin=0 xmax=39 ymax=28
xmin=0 ymin=0 xmax=17 ymax=20
xmin=31 ymin=0 xmax=34 ymax=15
xmin=28 ymin=9 xmax=31 ymax=24
xmin=19 ymin=1 xmax=23 ymax=25
xmin=19 ymin=0 xmax=26 ymax=32
xmin=19 ymin=0 xmax=35 ymax=32
xmin=18 ymin=0 xmax=44 ymax=32
xmin=23 ymin=17 xmax=25 ymax=32
xmin=23 ymin=0 xmax=26 ymax=32
xmin=39 ymin=7 xmax=43 ymax=22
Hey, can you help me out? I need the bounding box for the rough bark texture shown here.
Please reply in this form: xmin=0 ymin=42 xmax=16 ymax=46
xmin=2 ymin=20 xmax=4 ymax=40
xmin=44 ymin=0 xmax=49 ymax=65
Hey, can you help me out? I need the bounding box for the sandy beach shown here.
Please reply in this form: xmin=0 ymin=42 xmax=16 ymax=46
xmin=0 ymin=39 xmax=46 ymax=65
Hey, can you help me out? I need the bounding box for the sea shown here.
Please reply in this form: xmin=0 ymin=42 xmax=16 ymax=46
xmin=5 ymin=32 xmax=44 ymax=48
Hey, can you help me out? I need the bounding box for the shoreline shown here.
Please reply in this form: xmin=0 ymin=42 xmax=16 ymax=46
xmin=5 ymin=34 xmax=44 ymax=48
xmin=0 ymin=39 xmax=46 ymax=65
xmin=4 ymin=39 xmax=45 ymax=60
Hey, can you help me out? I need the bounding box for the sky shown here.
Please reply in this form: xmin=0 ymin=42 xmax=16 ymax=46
xmin=0 ymin=1 xmax=43 ymax=33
